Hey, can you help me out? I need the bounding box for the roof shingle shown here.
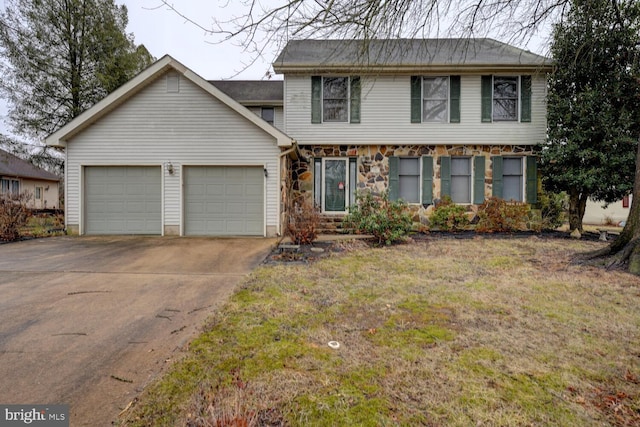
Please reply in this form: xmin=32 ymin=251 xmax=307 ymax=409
xmin=0 ymin=149 xmax=60 ymax=181
xmin=273 ymin=38 xmax=551 ymax=73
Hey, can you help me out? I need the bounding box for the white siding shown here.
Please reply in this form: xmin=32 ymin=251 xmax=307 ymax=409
xmin=66 ymin=71 xmax=280 ymax=235
xmin=283 ymin=74 xmax=547 ymax=146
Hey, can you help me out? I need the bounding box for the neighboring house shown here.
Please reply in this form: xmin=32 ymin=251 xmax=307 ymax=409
xmin=45 ymin=38 xmax=551 ymax=237
xmin=584 ymin=196 xmax=632 ymax=226
xmin=273 ymin=39 xmax=551 ymax=221
xmin=0 ymin=148 xmax=60 ymax=210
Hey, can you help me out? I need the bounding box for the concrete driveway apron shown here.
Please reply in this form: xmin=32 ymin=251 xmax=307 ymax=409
xmin=0 ymin=236 xmax=274 ymax=426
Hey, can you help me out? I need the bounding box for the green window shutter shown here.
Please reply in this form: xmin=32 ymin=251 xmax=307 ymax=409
xmin=410 ymin=76 xmax=422 ymax=123
xmin=388 ymin=156 xmax=399 ymax=201
xmin=520 ymin=75 xmax=532 ymax=123
xmin=481 ymin=75 xmax=493 ymax=123
xmin=492 ymin=156 xmax=503 ymax=198
xmin=421 ymin=156 xmax=434 ymax=205
xmin=350 ymin=76 xmax=361 ymax=123
xmin=526 ymin=156 xmax=538 ymax=203
xmin=440 ymin=156 xmax=451 ymax=198
xmin=473 ymin=156 xmax=486 ymax=204
xmin=311 ymin=76 xmax=322 ymax=124
xmin=450 ymin=75 xmax=461 ymax=123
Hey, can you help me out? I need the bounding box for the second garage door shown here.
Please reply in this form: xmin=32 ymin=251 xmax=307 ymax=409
xmin=184 ymin=166 xmax=264 ymax=236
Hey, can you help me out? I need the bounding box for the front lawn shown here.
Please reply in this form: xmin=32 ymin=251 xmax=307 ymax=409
xmin=119 ymin=237 xmax=640 ymax=426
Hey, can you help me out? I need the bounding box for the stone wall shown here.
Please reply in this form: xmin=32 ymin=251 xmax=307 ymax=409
xmin=291 ymin=144 xmax=536 ymax=223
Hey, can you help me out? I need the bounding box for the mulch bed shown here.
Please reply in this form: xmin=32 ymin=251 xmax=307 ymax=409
xmin=265 ymin=230 xmax=611 ymax=264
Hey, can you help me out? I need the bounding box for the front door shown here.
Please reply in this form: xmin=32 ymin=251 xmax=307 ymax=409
xmin=323 ymin=158 xmax=348 ymax=213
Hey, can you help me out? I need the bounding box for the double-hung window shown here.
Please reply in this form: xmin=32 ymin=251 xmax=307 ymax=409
xmin=311 ymin=76 xmax=361 ymax=124
xmin=398 ymin=158 xmax=421 ymax=203
xmin=493 ymin=76 xmax=518 ymax=121
xmin=422 ymin=77 xmax=449 ymax=123
xmin=323 ymin=77 xmax=349 ymax=122
xmin=502 ymin=157 xmax=523 ymax=201
xmin=450 ymin=157 xmax=472 ymax=204
xmin=411 ymin=75 xmax=460 ymax=123
xmin=481 ymin=75 xmax=532 ymax=122
xmin=492 ymin=156 xmax=538 ymax=204
xmin=389 ymin=156 xmax=434 ymax=205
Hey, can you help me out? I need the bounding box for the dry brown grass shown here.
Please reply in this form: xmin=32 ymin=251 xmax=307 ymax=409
xmin=120 ymin=237 xmax=640 ymax=427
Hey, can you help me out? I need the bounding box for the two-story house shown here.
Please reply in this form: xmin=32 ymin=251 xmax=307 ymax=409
xmin=274 ymin=39 xmax=550 ymax=223
xmin=45 ymin=38 xmax=550 ymax=237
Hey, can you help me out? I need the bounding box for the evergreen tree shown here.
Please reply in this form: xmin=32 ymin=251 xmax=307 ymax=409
xmin=0 ymin=0 xmax=154 ymax=142
xmin=541 ymin=0 xmax=640 ymax=232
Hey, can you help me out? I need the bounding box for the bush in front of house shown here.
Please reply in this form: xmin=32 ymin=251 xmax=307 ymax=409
xmin=429 ymin=196 xmax=470 ymax=231
xmin=0 ymin=192 xmax=32 ymax=241
xmin=286 ymin=196 xmax=320 ymax=244
xmin=538 ymin=190 xmax=567 ymax=230
xmin=343 ymin=191 xmax=413 ymax=245
xmin=476 ymin=197 xmax=530 ymax=233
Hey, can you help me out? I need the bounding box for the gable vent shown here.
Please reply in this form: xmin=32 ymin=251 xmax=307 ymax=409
xmin=167 ymin=73 xmax=180 ymax=93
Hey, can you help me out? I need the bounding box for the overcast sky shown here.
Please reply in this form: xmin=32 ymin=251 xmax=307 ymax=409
xmin=0 ymin=0 xmax=551 ymax=140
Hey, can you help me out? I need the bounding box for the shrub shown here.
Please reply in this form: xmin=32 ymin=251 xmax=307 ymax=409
xmin=343 ymin=191 xmax=413 ymax=245
xmin=538 ymin=191 xmax=567 ymax=230
xmin=476 ymin=197 xmax=530 ymax=233
xmin=286 ymin=196 xmax=320 ymax=244
xmin=429 ymin=196 xmax=470 ymax=231
xmin=0 ymin=192 xmax=32 ymax=241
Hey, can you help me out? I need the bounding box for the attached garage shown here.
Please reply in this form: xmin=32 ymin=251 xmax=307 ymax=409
xmin=45 ymin=56 xmax=293 ymax=237
xmin=84 ymin=166 xmax=161 ymax=235
xmin=184 ymin=166 xmax=264 ymax=236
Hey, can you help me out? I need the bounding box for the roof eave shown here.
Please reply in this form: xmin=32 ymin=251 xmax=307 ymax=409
xmin=273 ymin=63 xmax=553 ymax=75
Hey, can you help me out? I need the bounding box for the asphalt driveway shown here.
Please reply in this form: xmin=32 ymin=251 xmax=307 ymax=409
xmin=0 ymin=236 xmax=274 ymax=426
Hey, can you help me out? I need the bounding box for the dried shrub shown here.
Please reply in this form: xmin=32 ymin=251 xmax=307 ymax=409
xmin=343 ymin=191 xmax=413 ymax=245
xmin=0 ymin=191 xmax=32 ymax=241
xmin=476 ymin=197 xmax=530 ymax=233
xmin=429 ymin=196 xmax=470 ymax=231
xmin=286 ymin=197 xmax=320 ymax=244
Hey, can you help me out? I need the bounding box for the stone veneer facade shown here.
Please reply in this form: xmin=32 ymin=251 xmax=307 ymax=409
xmin=290 ymin=144 xmax=536 ymax=224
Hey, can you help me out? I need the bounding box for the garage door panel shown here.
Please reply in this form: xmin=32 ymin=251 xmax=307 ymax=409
xmin=85 ymin=166 xmax=161 ymax=235
xmin=184 ymin=166 xmax=264 ymax=236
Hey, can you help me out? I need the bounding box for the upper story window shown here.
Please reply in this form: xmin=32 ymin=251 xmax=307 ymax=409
xmin=261 ymin=107 xmax=275 ymax=125
xmin=311 ymin=76 xmax=361 ymax=124
xmin=323 ymin=77 xmax=348 ymax=122
xmin=423 ymin=77 xmax=449 ymax=123
xmin=482 ymin=75 xmax=532 ymax=123
xmin=411 ymin=75 xmax=460 ymax=123
xmin=493 ymin=76 xmax=518 ymax=121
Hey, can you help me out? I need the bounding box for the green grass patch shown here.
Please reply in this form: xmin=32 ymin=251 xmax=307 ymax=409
xmin=119 ymin=238 xmax=640 ymax=427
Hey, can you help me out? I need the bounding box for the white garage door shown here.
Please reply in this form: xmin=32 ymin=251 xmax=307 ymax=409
xmin=84 ymin=166 xmax=161 ymax=235
xmin=184 ymin=166 xmax=264 ymax=236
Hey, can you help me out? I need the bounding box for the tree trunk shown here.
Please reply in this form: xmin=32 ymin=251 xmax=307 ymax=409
xmin=593 ymin=137 xmax=640 ymax=274
xmin=568 ymin=188 xmax=588 ymax=233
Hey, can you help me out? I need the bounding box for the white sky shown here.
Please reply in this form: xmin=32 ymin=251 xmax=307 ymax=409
xmin=0 ymin=0 xmax=551 ymax=139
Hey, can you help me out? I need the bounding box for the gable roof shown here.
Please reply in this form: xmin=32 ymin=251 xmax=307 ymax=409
xmin=273 ymin=38 xmax=552 ymax=74
xmin=0 ymin=149 xmax=59 ymax=181
xmin=45 ymin=55 xmax=295 ymax=148
xmin=209 ymin=80 xmax=283 ymax=106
